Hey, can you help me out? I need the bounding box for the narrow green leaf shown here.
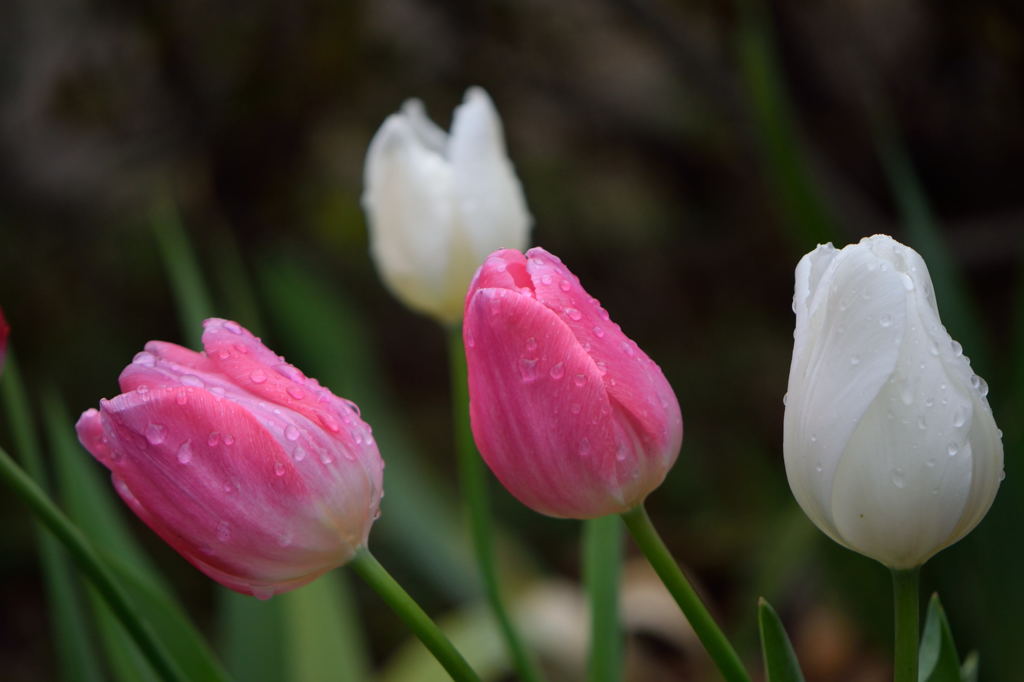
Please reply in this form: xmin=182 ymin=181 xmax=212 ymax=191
xmin=151 ymin=195 xmax=216 ymax=347
xmin=918 ymin=594 xmax=960 ymax=682
xmin=42 ymin=392 xmax=231 ymax=682
xmin=735 ymin=0 xmax=838 ymax=251
xmin=757 ymin=598 xmax=805 ymax=682
xmin=282 ymin=572 xmax=371 ymax=682
xmin=257 ymin=253 xmax=478 ymax=600
xmin=2 ymin=358 xmax=105 ymax=682
xmin=959 ymin=651 xmax=978 ymax=682
xmin=584 ymin=516 xmax=622 ymax=682
xmin=217 ymin=590 xmax=286 ymax=682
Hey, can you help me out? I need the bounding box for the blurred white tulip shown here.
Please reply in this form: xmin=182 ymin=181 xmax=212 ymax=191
xmin=362 ymin=87 xmax=531 ymax=324
xmin=783 ymin=234 xmax=1003 ymax=569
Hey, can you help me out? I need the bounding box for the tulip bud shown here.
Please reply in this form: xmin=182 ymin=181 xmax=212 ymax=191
xmin=76 ymin=319 xmax=384 ymax=598
xmin=784 ymin=235 xmax=1004 ymax=569
xmin=362 ymin=87 xmax=531 ymax=324
xmin=464 ymin=248 xmax=682 ymax=519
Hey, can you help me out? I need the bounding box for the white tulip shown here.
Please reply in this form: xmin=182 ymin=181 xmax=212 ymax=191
xmin=362 ymin=87 xmax=531 ymax=323
xmin=783 ymin=234 xmax=1003 ymax=569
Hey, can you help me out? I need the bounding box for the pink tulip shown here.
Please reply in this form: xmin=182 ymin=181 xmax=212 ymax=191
xmin=464 ymin=248 xmax=682 ymax=519
xmin=76 ymin=319 xmax=384 ymax=598
xmin=0 ymin=306 xmax=8 ymax=373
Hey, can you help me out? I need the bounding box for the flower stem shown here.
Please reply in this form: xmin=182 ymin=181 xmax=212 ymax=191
xmin=621 ymin=504 xmax=750 ymax=682
xmin=447 ymin=325 xmax=545 ymax=682
xmin=891 ymin=568 xmax=920 ymax=682
xmin=348 ymin=549 xmax=480 ymax=682
xmin=0 ymin=442 xmax=186 ymax=682
xmin=584 ymin=515 xmax=623 ymax=682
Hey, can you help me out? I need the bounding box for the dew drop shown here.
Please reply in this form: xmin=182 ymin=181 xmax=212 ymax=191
xmin=891 ymin=467 xmax=906 ymax=488
xmin=222 ymin=433 xmax=235 ymax=446
xmin=593 ymin=326 xmax=605 ymax=338
xmin=930 ymin=343 xmax=940 ymax=356
xmin=217 ymin=521 xmax=231 ymax=542
xmin=208 ymin=432 xmax=221 ymax=447
xmin=176 ymin=440 xmax=193 ymax=464
xmin=549 ymin=362 xmax=565 ymax=380
xmin=924 ymin=397 xmax=934 ymax=408
xmin=782 ymin=393 xmax=788 ymax=406
xmin=879 ymin=313 xmax=893 ymax=328
xmin=926 ymin=458 xmax=935 ymax=468
xmin=999 ymin=470 xmax=1006 ymax=482
xmin=293 ymin=446 xmax=307 ymax=462
xmin=573 ymin=373 xmax=587 ymax=387
xmin=952 ymin=409 xmax=966 ymax=429
xmin=565 ymin=308 xmax=582 ymax=321
xmin=250 ymin=369 xmax=267 ymax=384
xmin=274 ymin=461 xmax=285 ymax=477
xmin=145 ymin=423 xmax=167 ymax=445
xmin=320 ymin=414 xmax=341 ymax=433
xmin=578 ymin=438 xmax=591 ymax=457
xmin=900 ymin=387 xmax=914 ymax=406
xmin=285 ymin=425 xmax=300 ymax=441
xmin=541 ymin=274 xmax=553 ymax=285
xmin=951 ymin=340 xmax=963 ymax=357
xmin=136 ymin=384 xmax=149 ymax=395
xmin=900 ymin=273 xmax=915 ymax=291
xmin=526 ymin=337 xmax=538 ymax=352
xmin=595 ymin=360 xmax=608 ymax=375
xmin=277 ymin=531 xmax=293 ymax=548
xmin=234 ymin=343 xmax=249 ymax=354
xmin=224 ymin=321 xmax=243 ymax=335
xmin=133 ymin=351 xmax=156 ymax=367
xmin=287 ymin=386 xmax=306 ymax=400
xmin=181 ymin=374 xmax=203 ymax=388
xmin=559 ymin=279 xmax=571 ymax=292
xmin=947 ymin=442 xmax=960 ymax=457
xmin=570 ymin=403 xmax=582 ymax=415
xmin=810 ymin=433 xmax=818 ymax=443
xmin=176 ymin=390 xmax=188 ymax=406
xmin=320 ymin=451 xmax=334 ymax=464
xmin=849 ymin=355 xmax=861 ymax=366
xmin=519 ymin=357 xmax=539 ymax=382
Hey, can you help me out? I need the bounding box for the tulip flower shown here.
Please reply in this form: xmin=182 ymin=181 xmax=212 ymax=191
xmin=464 ymin=247 xmax=682 ymax=519
xmin=362 ymin=86 xmax=531 ymax=324
xmin=783 ymin=235 xmax=1003 ymax=569
xmin=76 ymin=318 xmax=384 ymax=598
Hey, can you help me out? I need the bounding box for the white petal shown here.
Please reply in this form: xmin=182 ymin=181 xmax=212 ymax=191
xmin=400 ymin=98 xmax=448 ymax=154
xmin=362 ymin=113 xmax=458 ymax=319
xmin=449 ymin=87 xmax=532 ymax=274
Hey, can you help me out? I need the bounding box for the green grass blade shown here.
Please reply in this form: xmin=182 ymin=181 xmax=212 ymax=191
xmin=918 ymin=594 xmax=961 ymax=682
xmin=757 ymin=598 xmax=805 ymax=682
xmin=42 ymin=391 xmax=231 ymax=682
xmin=2 ymin=357 xmax=105 ymax=682
xmin=217 ymin=591 xmax=287 ymax=682
xmin=282 ymin=572 xmax=371 ymax=682
xmin=735 ymin=0 xmax=838 ymax=251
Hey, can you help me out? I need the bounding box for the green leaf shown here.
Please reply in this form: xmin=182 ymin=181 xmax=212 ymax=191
xmin=757 ymin=598 xmax=805 ymax=682
xmin=960 ymin=652 xmax=978 ymax=682
xmin=42 ymin=392 xmax=231 ymax=682
xmin=282 ymin=572 xmax=371 ymax=682
xmin=217 ymin=591 xmax=286 ymax=682
xmin=2 ymin=359 xmax=105 ymax=682
xmin=918 ymin=594 xmax=960 ymax=682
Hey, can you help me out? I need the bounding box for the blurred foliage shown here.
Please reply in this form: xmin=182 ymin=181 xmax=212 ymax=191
xmin=1 ymin=0 xmax=1023 ymax=680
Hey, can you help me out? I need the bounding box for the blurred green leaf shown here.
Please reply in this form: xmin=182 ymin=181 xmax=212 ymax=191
xmin=757 ymin=598 xmax=805 ymax=682
xmin=2 ymin=358 xmax=105 ymax=682
xmin=735 ymin=0 xmax=838 ymax=251
xmin=282 ymin=572 xmax=371 ymax=682
xmin=42 ymin=392 xmax=231 ymax=682
xmin=918 ymin=594 xmax=960 ymax=682
xmin=257 ymin=252 xmax=478 ymax=600
xmin=217 ymin=591 xmax=286 ymax=682
xmin=960 ymin=651 xmax=978 ymax=682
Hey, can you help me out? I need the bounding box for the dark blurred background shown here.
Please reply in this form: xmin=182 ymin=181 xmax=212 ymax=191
xmin=1 ymin=0 xmax=1022 ymax=680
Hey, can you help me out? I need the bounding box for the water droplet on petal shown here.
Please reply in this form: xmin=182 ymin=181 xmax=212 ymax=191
xmin=947 ymin=442 xmax=959 ymax=457
xmin=951 ymin=340 xmax=963 ymax=357
xmin=287 ymin=386 xmax=305 ymax=400
xmin=578 ymin=438 xmax=591 ymax=457
xmin=274 ymin=461 xmax=285 ymax=477
xmin=181 ymin=374 xmax=203 ymax=388
xmin=850 ymin=355 xmax=861 ymax=366
xmin=133 ymin=351 xmax=156 ymax=366
xmin=541 ymin=274 xmax=553 ymax=285
xmin=208 ymin=432 xmax=221 ymax=447
xmin=176 ymin=440 xmax=193 ymax=463
xmin=917 ymin=416 xmax=927 ymax=430
xmin=900 ymin=273 xmax=915 ymax=291
xmin=519 ymin=357 xmax=539 ymax=382
xmin=593 ymin=326 xmax=605 ymax=338
xmin=570 ymin=403 xmax=582 ymax=415
xmin=926 ymin=458 xmax=935 ymax=468
xmin=285 ymin=425 xmax=300 ymax=441
xmin=293 ymin=446 xmax=306 ymax=462
xmin=320 ymin=451 xmax=334 ymax=464
xmin=222 ymin=433 xmax=235 ymax=446
xmin=953 ymin=409 xmax=966 ymax=428
xmin=224 ymin=321 xmax=243 ymax=335
xmin=320 ymin=414 xmax=341 ymax=433
xmin=250 ymin=370 xmax=267 ymax=384
xmin=145 ymin=423 xmax=167 ymax=445
xmin=782 ymin=393 xmax=788 ymax=406
xmin=879 ymin=314 xmax=893 ymax=328
xmin=559 ymin=279 xmax=571 ymax=292
xmin=573 ymin=374 xmax=587 ymax=387
xmin=891 ymin=467 xmax=906 ymax=488
xmin=217 ymin=521 xmax=231 ymax=541
xmin=176 ymin=390 xmax=188 ymax=406
xmin=565 ymin=308 xmax=582 ymax=321
xmin=549 ymin=362 xmax=565 ymax=380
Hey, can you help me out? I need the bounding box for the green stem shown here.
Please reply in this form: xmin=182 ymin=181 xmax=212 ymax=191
xmin=447 ymin=325 xmax=545 ymax=682
xmin=0 ymin=442 xmax=186 ymax=682
xmin=891 ymin=568 xmax=920 ymax=682
xmin=584 ymin=515 xmax=623 ymax=682
xmin=621 ymin=504 xmax=750 ymax=682
xmin=348 ymin=549 xmax=480 ymax=682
